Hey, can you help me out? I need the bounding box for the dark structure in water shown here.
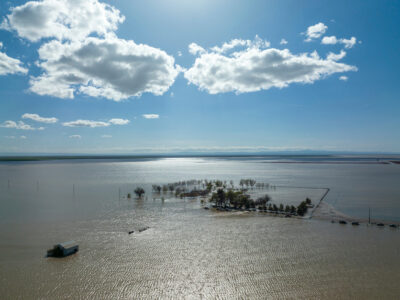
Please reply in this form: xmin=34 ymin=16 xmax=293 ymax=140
xmin=47 ymin=241 xmax=79 ymax=258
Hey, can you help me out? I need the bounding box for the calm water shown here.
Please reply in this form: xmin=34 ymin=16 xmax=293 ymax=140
xmin=1 ymin=157 xmax=400 ymax=299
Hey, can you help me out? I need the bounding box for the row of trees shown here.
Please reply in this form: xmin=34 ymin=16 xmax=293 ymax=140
xmin=208 ymin=188 xmax=312 ymax=216
xmin=210 ymin=189 xmax=271 ymax=209
xmin=151 ymin=179 xmax=275 ymax=194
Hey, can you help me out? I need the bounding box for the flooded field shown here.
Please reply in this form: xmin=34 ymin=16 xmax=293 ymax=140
xmin=1 ymin=157 xmax=400 ymax=299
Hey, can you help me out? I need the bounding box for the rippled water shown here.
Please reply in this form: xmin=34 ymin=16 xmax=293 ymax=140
xmin=1 ymin=157 xmax=400 ymax=299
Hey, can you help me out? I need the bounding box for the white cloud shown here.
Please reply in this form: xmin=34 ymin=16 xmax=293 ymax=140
xmin=2 ymin=0 xmax=124 ymax=42
xmin=108 ymin=118 xmax=130 ymax=125
xmin=339 ymin=75 xmax=348 ymax=81
xmin=4 ymin=0 xmax=180 ymax=101
xmin=210 ymin=36 xmax=270 ymax=53
xmin=321 ymin=36 xmax=338 ymax=45
xmin=69 ymin=135 xmax=82 ymax=139
xmin=177 ymin=51 xmax=182 ymax=57
xmin=322 ymin=36 xmax=357 ymax=49
xmin=62 ymin=120 xmax=110 ymax=128
xmin=327 ymin=50 xmax=346 ymax=61
xmin=20 ymin=135 xmax=27 ymax=139
xmin=0 ymin=120 xmax=44 ymax=130
xmin=184 ymin=38 xmax=357 ymax=95
xmin=304 ymin=22 xmax=327 ymax=41
xmin=142 ymin=114 xmax=159 ymax=119
xmin=0 ymin=42 xmax=3 ymax=49
xmin=188 ymin=43 xmax=206 ymax=55
xmin=62 ymin=118 xmax=130 ymax=128
xmin=30 ymin=36 xmax=180 ymax=101
xmin=101 ymin=134 xmax=112 ymax=138
xmin=280 ymin=39 xmax=288 ymax=45
xmin=22 ymin=113 xmax=58 ymax=123
xmin=341 ymin=37 xmax=357 ymax=49
xmin=0 ymin=50 xmax=28 ymax=76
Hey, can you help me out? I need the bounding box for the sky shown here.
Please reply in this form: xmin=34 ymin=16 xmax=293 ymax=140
xmin=0 ymin=0 xmax=399 ymax=154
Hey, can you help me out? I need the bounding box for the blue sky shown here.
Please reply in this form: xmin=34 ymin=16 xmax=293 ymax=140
xmin=0 ymin=0 xmax=399 ymax=154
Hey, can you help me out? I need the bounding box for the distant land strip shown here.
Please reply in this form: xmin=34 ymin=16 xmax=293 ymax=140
xmin=0 ymin=155 xmax=399 ymax=163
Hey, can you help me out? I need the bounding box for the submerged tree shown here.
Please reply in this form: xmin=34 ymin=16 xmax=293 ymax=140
xmin=134 ymin=187 xmax=145 ymax=198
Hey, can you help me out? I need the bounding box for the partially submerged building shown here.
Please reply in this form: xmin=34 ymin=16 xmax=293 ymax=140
xmin=47 ymin=241 xmax=79 ymax=258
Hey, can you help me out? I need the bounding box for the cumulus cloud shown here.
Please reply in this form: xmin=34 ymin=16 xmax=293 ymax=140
xmin=4 ymin=0 xmax=180 ymax=101
xmin=280 ymin=39 xmax=288 ymax=45
xmin=184 ymin=37 xmax=357 ymax=94
xmin=322 ymin=36 xmax=357 ymax=49
xmin=304 ymin=22 xmax=327 ymax=41
xmin=101 ymin=134 xmax=112 ymax=138
xmin=321 ymin=36 xmax=338 ymax=45
xmin=0 ymin=50 xmax=28 ymax=76
xmin=29 ymin=36 xmax=180 ymax=101
xmin=0 ymin=120 xmax=44 ymax=130
xmin=142 ymin=114 xmax=159 ymax=119
xmin=22 ymin=113 xmax=58 ymax=123
xmin=2 ymin=0 xmax=124 ymax=42
xmin=339 ymin=75 xmax=348 ymax=81
xmin=20 ymin=135 xmax=27 ymax=139
xmin=69 ymin=135 xmax=82 ymax=139
xmin=62 ymin=118 xmax=129 ymax=128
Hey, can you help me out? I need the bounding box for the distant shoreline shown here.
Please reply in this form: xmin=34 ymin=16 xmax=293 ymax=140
xmin=0 ymin=154 xmax=399 ymax=163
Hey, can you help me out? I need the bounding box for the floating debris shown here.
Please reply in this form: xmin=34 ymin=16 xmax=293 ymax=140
xmin=138 ymin=226 xmax=149 ymax=233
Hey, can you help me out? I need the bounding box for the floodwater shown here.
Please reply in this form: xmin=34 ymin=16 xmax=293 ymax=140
xmin=0 ymin=157 xmax=400 ymax=299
